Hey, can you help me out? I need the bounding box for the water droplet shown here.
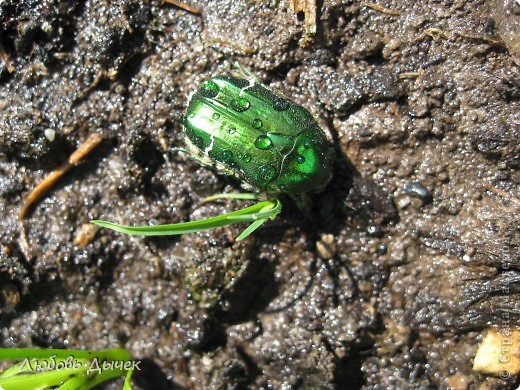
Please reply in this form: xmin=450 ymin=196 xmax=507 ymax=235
xmin=296 ymin=154 xmax=306 ymax=164
xmin=273 ymin=98 xmax=290 ymax=111
xmin=242 ymin=153 xmax=252 ymax=162
xmin=193 ymin=136 xmax=203 ymax=148
xmin=230 ymin=97 xmax=250 ymax=112
xmin=303 ymin=140 xmax=312 ymax=149
xmin=187 ymin=113 xmax=195 ymax=118
xmin=221 ymin=149 xmax=233 ymax=163
xmin=212 ymin=112 xmax=221 ymax=120
xmin=228 ymin=127 xmax=237 ymax=134
xmin=254 ymin=135 xmax=273 ymax=150
xmin=200 ymin=80 xmax=220 ymax=98
xmin=256 ymin=164 xmax=277 ymax=184
xmin=252 ymin=119 xmax=263 ymax=129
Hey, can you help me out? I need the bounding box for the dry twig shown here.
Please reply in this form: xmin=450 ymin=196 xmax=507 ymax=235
xmin=164 ymin=0 xmax=201 ymax=15
xmin=483 ymin=182 xmax=520 ymax=206
xmin=19 ymin=133 xmax=103 ymax=220
xmin=364 ymin=2 xmax=401 ymax=16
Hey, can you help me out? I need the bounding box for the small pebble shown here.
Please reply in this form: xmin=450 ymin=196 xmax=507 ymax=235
xmin=316 ymin=234 xmax=337 ymax=260
xmin=74 ymin=223 xmax=96 ymax=247
xmin=404 ymin=182 xmax=432 ymax=202
xmin=44 ymin=128 xmax=56 ymax=142
xmin=397 ymin=196 xmax=412 ymax=209
xmin=473 ymin=328 xmax=520 ymax=377
xmin=377 ymin=244 xmax=388 ymax=255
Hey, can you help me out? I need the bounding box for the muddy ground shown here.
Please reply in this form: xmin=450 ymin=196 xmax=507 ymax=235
xmin=0 ymin=0 xmax=519 ymax=388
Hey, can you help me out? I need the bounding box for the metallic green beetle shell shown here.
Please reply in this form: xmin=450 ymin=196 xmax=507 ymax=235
xmin=183 ymin=75 xmax=334 ymax=196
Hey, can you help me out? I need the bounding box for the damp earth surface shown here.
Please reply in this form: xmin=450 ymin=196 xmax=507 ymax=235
xmin=0 ymin=0 xmax=519 ymax=388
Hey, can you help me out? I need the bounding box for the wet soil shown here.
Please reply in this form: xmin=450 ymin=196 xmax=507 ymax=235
xmin=0 ymin=0 xmax=519 ymax=388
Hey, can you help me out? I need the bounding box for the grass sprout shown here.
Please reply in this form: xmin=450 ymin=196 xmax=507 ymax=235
xmin=0 ymin=348 xmax=134 ymax=390
xmin=92 ymin=196 xmax=282 ymax=241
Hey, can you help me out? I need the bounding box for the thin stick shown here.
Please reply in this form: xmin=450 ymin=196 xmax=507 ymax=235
xmin=19 ymin=133 xmax=103 ymax=220
xmin=364 ymin=2 xmax=400 ymax=16
xmin=163 ymin=0 xmax=201 ymax=15
xmin=483 ymin=182 xmax=520 ymax=206
xmin=119 ymin=0 xmax=134 ymax=33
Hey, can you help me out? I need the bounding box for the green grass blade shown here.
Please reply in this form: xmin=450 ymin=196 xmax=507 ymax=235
xmin=226 ymin=199 xmax=282 ymax=222
xmin=0 ymin=365 xmax=89 ymax=390
xmin=0 ymin=361 xmax=30 ymax=378
xmin=0 ymin=348 xmax=133 ymax=390
xmin=234 ymin=200 xmax=282 ymax=240
xmin=92 ymin=200 xmax=281 ymax=237
xmin=0 ymin=348 xmax=129 ymax=361
xmin=236 ymin=219 xmax=267 ymax=241
xmin=56 ymin=367 xmax=127 ymax=390
xmin=199 ymin=192 xmax=260 ymax=204
xmin=123 ymin=368 xmax=134 ymax=390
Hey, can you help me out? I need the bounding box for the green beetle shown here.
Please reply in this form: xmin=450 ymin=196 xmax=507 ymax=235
xmin=183 ymin=74 xmax=334 ymax=199
xmin=92 ymin=70 xmax=334 ymax=240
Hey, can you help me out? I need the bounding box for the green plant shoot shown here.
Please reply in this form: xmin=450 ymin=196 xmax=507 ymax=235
xmin=92 ymin=195 xmax=281 ymax=241
xmin=0 ymin=348 xmax=134 ymax=390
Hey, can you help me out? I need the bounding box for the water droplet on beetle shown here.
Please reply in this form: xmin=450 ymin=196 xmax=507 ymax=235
xmin=303 ymin=140 xmax=312 ymax=149
xmin=254 ymin=135 xmax=273 ymax=150
xmin=273 ymin=98 xmax=290 ymax=111
xmin=296 ymin=154 xmax=306 ymax=164
xmin=193 ymin=136 xmax=203 ymax=148
xmin=200 ymin=80 xmax=220 ymax=98
xmin=230 ymin=97 xmax=251 ymax=112
xmin=256 ymin=164 xmax=276 ymax=184
xmin=242 ymin=153 xmax=251 ymax=162
xmin=221 ymin=149 xmax=233 ymax=163
xmin=212 ymin=112 xmax=221 ymax=120
xmin=228 ymin=127 xmax=237 ymax=134
xmin=252 ymin=119 xmax=263 ymax=129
